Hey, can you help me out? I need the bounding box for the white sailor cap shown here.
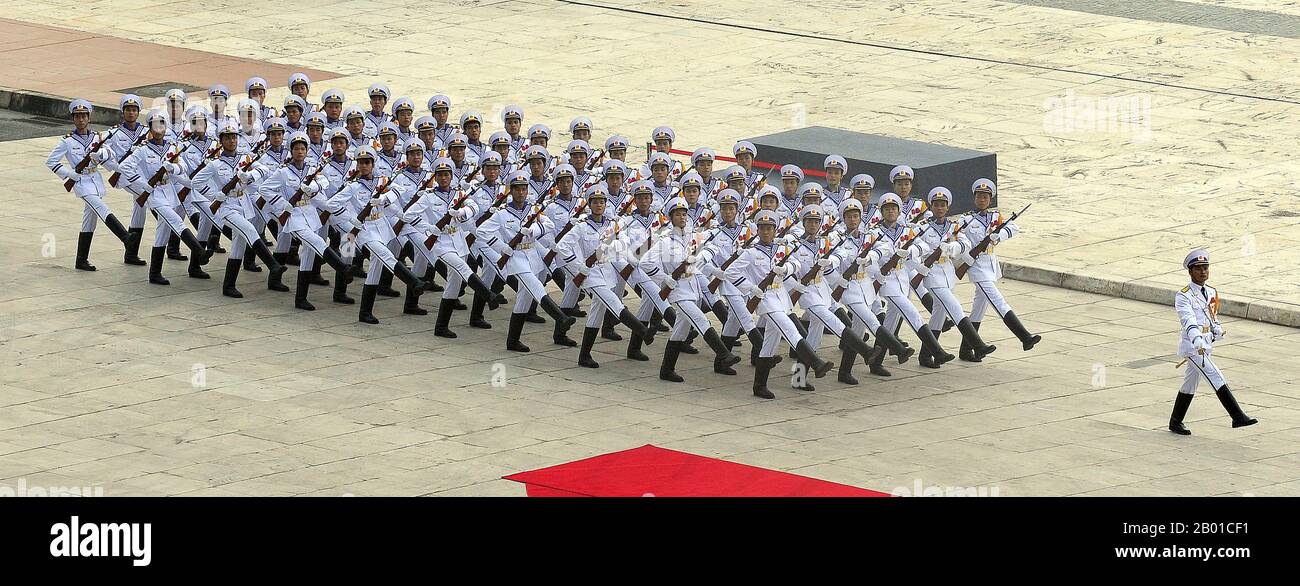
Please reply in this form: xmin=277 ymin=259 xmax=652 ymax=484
xmin=473 ymin=152 xmax=498 ymax=167
xmin=651 ymin=125 xmax=675 ymax=142
xmin=237 ymin=98 xmax=258 ymax=113
xmin=971 ymin=178 xmax=996 ymax=195
xmin=415 ymin=116 xmax=437 ymax=132
xmin=604 ymin=135 xmax=629 ymax=151
xmin=528 ymin=124 xmax=551 ymax=140
xmin=328 ymin=127 xmax=350 ymax=142
xmin=780 ymin=164 xmax=804 ymax=182
xmin=679 ymin=171 xmax=703 ymax=190
xmin=603 ymin=159 xmax=628 ymax=176
xmin=715 ymin=189 xmax=741 ymax=206
xmin=432 ymin=156 xmax=455 ymax=173
xmin=525 ymin=146 xmax=549 ymax=161
xmin=377 ymin=121 xmax=399 ymax=137
xmin=758 ymin=185 xmax=781 ymax=201
xmin=732 ymin=141 xmax=757 ymax=157
xmin=566 ymin=140 xmax=591 ymax=155
xmin=185 ymin=106 xmax=209 ymax=125
xmin=283 ymin=95 xmax=307 ymax=112
xmin=569 ymin=116 xmax=592 ymax=133
xmin=889 ymin=165 xmax=915 ymax=182
xmin=321 ymin=89 xmax=344 ymax=104
xmin=488 ymin=130 xmax=511 ymax=146
xmin=649 ymin=151 xmax=672 ymax=168
xmin=927 ymin=186 xmax=952 ymax=204
xmin=264 ymin=117 xmax=287 ymax=132
xmin=878 ymin=192 xmax=903 ymax=210
xmin=459 ymin=111 xmax=483 ymax=127
xmin=840 ymin=199 xmax=864 ymax=216
xmin=217 ymin=122 xmax=240 ymax=136
xmin=119 ymin=94 xmax=143 ymax=110
xmin=446 ymin=133 xmax=468 ymax=148
xmin=288 ymin=72 xmax=311 ymax=89
xmin=165 ymin=88 xmax=187 ymax=103
xmin=288 ymin=131 xmax=310 ymax=147
xmin=799 ymin=183 xmax=824 ymax=200
xmin=664 ymin=196 xmax=689 ymax=214
xmin=427 ymin=94 xmax=451 ymax=111
xmin=585 ymin=184 xmax=609 ymax=201
xmin=632 ymin=181 xmax=654 ymax=196
xmin=367 ymin=83 xmax=390 ymax=99
xmin=724 ymin=165 xmax=746 ymax=183
xmin=755 ymin=210 xmax=780 ymax=226
xmin=799 ymin=205 xmax=824 ymax=222
xmin=824 ymin=155 xmax=848 ymax=172
xmin=554 ymin=163 xmax=576 ymax=180
xmin=354 ymin=145 xmax=377 ymax=161
xmin=306 ymin=112 xmax=327 ymax=127
xmin=208 ymin=84 xmax=230 ymax=98
xmin=145 ymin=109 xmax=168 ymax=125
xmin=344 ymin=105 xmax=364 ymax=120
xmin=404 ymin=138 xmax=424 ymax=153
xmin=850 ymin=173 xmax=875 ymax=190
xmin=391 ymin=97 xmax=415 ymax=113
xmin=1184 ymin=249 xmax=1211 ymax=269
xmin=691 ymin=147 xmax=715 ymax=165
xmin=246 ymin=77 xmax=268 ymax=92
xmin=508 ymin=170 xmax=530 ymax=186
xmin=502 ymin=104 xmax=523 ymax=121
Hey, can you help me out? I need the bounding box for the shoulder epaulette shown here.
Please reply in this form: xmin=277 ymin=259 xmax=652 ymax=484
xmin=1180 ymin=285 xmax=1190 ymax=293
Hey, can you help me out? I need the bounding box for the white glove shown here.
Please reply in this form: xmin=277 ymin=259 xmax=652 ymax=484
xmin=705 ymin=264 xmax=724 ymax=279
xmin=816 ymin=258 xmax=833 ymax=268
xmin=686 ymin=254 xmax=699 ymax=264
xmin=89 ymin=150 xmax=108 ymax=164
xmin=748 ymin=284 xmax=765 ymax=297
xmin=238 ymin=170 xmax=254 ymax=184
xmin=779 ymin=263 xmax=797 ymax=277
xmin=1192 ymin=336 xmax=1208 ymax=353
xmin=85 ymin=161 xmax=99 ymax=174
xmin=213 ymin=191 xmax=228 ymax=203
xmin=455 ymin=208 xmax=473 ymax=221
xmin=989 ymin=230 xmax=1003 ymax=244
xmin=302 ymin=181 xmax=320 ymax=195
xmin=1211 ymin=323 xmax=1225 ymax=340
xmin=855 ymin=256 xmax=872 ymax=267
xmin=941 ymin=241 xmax=962 ymax=257
xmin=663 ymin=278 xmax=677 ymax=290
xmin=908 ymin=246 xmax=924 ymax=260
xmin=368 ymin=196 xmax=383 ymax=209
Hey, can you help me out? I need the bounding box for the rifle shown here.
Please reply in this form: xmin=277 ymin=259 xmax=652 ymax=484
xmin=175 ymin=142 xmax=222 ymax=201
xmin=462 ymin=185 xmax=509 ymax=248
xmin=745 ymin=242 xmax=796 ymax=313
xmin=134 ymin=141 xmax=187 ymax=206
xmin=421 ymin=189 xmax=473 ymax=249
xmin=348 ymin=176 xmax=395 ymax=237
xmin=274 ymin=162 xmax=330 ymax=225
xmin=657 ymin=211 xmax=717 ymax=300
xmin=208 ymin=154 xmax=256 ymax=214
xmin=586 ymin=148 xmax=606 ymax=171
xmin=390 ymin=168 xmax=442 ymax=235
xmin=542 ymin=199 xmax=590 ymax=265
xmin=954 ymin=203 xmax=1030 ymax=280
xmin=910 ymin=216 xmax=975 ymax=289
xmin=106 ymin=130 xmax=152 ymax=187
xmin=872 ymin=221 xmax=937 ymax=294
xmin=64 ymin=128 xmax=117 ymax=191
xmin=494 ymin=205 xmax=547 ymax=270
xmin=789 ymin=234 xmax=845 ymax=305
xmin=705 ymin=210 xmax=799 ymax=294
xmin=831 ymin=234 xmax=881 ymax=302
xmin=618 ymin=216 xmax=664 ymax=281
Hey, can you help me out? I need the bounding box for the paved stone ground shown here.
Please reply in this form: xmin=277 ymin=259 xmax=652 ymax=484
xmin=2 ymin=0 xmax=1298 ymax=496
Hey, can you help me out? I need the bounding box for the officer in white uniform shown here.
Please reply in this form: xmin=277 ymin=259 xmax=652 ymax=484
xmin=100 ymin=94 xmax=150 ymax=264
xmin=1168 ymin=249 xmax=1257 ymax=435
xmin=364 ymin=84 xmax=392 ymax=138
xmin=46 ymin=99 xmax=134 ymax=271
xmin=872 ymin=193 xmax=952 ymax=366
xmin=914 ymin=187 xmax=996 ymax=367
xmin=959 ymin=178 xmax=1041 ymax=353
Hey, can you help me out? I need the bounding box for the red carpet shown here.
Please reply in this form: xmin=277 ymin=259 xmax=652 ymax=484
xmin=504 ymin=445 xmax=888 ymax=497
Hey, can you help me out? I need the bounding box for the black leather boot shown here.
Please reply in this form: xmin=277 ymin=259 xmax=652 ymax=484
xmin=710 ymin=300 xmax=730 ymax=328
xmin=1216 ymin=385 xmax=1258 ymax=428
xmin=539 ymin=296 xmax=575 ymax=329
xmin=752 ymin=357 xmax=776 ymax=399
xmin=838 ymin=348 xmax=858 ymax=385
xmin=524 ymin=300 xmax=545 ymax=323
xmin=333 ymin=270 xmax=354 ymax=304
xmin=868 ymin=338 xmax=891 ymax=377
xmin=469 ymin=291 xmax=492 ymax=329
xmin=959 ymin=321 xmax=981 ymax=363
xmin=874 ymin=325 xmax=914 ymax=364
xmin=626 ymin=323 xmax=650 ymax=361
xmin=358 ymin=284 xmax=379 ymax=324
xmin=250 ymin=240 xmax=285 ymax=284
xmin=207 ymin=230 xmax=225 ymax=254
xmin=308 ymin=257 xmax=329 ymax=285
xmin=506 ymin=313 xmax=530 ymax=352
xmin=553 ymin=313 xmax=577 ymax=346
xmin=618 ymin=308 xmax=653 ymax=345
xmin=681 ymin=328 xmax=700 ymax=355
xmin=222 ymin=258 xmax=243 ymax=298
xmin=578 ymin=327 xmax=601 ymax=368
xmin=267 ymin=253 xmax=290 ymax=291
xmin=243 ymin=247 xmax=261 ymax=272
xmin=1002 ymin=311 xmax=1041 ymax=351
xmin=166 ymin=233 xmax=187 ymax=260
xmin=956 ymin=317 xmax=996 ymax=360
xmin=322 ymin=248 xmax=352 ymax=278
xmin=918 ymin=327 xmax=954 ymax=365
xmin=376 ymin=266 xmax=400 ymax=297
xmin=601 ymin=312 xmax=622 ymax=341
xmin=403 ymin=282 xmax=427 ymax=315
xmin=748 ymin=328 xmax=764 ymax=366
xmin=393 ymin=262 xmax=425 ymax=290
xmin=75 ymin=232 xmax=96 ymax=271
xmin=435 ymin=298 xmax=458 ymax=338
xmin=148 ymin=246 xmax=169 ymax=285
xmin=179 ymin=229 xmax=210 ymax=266
xmin=659 ymin=340 xmax=685 ymax=382
xmin=123 ymin=227 xmax=146 ymax=265
xmin=704 ymin=328 xmax=740 ymax=374
xmin=1169 ymin=392 xmax=1193 ymax=435
xmin=294 ymin=270 xmax=315 ymax=310
xmin=103 ymin=214 xmax=131 ymax=246
xmin=918 ymin=330 xmax=939 ymax=369
xmin=794 ymin=339 xmax=833 ymax=378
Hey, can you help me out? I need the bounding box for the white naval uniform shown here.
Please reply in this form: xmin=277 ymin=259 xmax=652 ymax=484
xmin=47 ymin=130 xmax=119 ymax=232
xmin=642 ymin=225 xmax=713 ymax=342
xmin=403 ymin=183 xmax=481 ymax=301
xmin=101 ymin=122 xmax=150 ymax=229
xmin=828 ymin=225 xmax=886 ymax=341
xmin=1176 ymin=283 xmax=1227 ymax=395
xmin=477 ymin=201 xmax=558 ymax=313
xmin=558 ymin=215 xmax=625 ymax=329
xmin=873 ymin=221 xmax=935 ymax=335
xmin=614 ymin=210 xmax=670 ymax=322
xmin=958 ymin=208 xmax=1021 ymax=322
xmin=724 ymin=240 xmax=804 ymax=359
xmin=332 ymin=176 xmax=401 ymax=286
xmin=914 ymin=217 xmax=975 ymax=331
xmin=699 ymin=221 xmax=756 ymax=337
xmin=192 ymin=151 xmax=260 ymax=260
xmin=119 ymin=139 xmax=188 ymax=247
xmin=787 ymin=234 xmax=851 ymax=350
xmin=258 ymin=160 xmax=331 ymax=270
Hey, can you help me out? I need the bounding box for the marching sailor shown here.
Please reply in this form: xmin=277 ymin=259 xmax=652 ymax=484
xmin=46 ymin=99 xmax=134 ymax=271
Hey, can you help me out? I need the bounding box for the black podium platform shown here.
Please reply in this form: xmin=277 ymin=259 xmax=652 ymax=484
xmin=743 ymin=126 xmax=997 ymax=214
